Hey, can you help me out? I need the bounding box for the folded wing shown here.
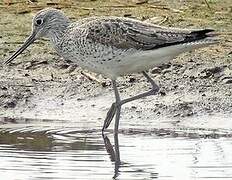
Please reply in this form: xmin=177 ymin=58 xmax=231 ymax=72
xmin=84 ymin=17 xmax=214 ymax=50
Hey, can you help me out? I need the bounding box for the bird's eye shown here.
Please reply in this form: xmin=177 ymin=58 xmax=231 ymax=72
xmin=36 ymin=19 xmax=43 ymax=26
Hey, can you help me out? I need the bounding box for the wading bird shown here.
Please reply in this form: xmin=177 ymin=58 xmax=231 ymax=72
xmin=4 ymin=8 xmax=217 ymax=133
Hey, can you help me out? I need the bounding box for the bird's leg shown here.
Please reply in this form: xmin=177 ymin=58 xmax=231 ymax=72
xmin=103 ymin=102 xmax=117 ymax=129
xmin=113 ymin=81 xmax=121 ymax=133
xmin=102 ymin=80 xmax=122 ymax=133
xmin=102 ymin=71 xmax=160 ymax=131
xmin=120 ymin=71 xmax=160 ymax=105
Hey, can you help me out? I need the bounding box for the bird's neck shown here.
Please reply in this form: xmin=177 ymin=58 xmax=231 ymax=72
xmin=48 ymin=20 xmax=70 ymax=44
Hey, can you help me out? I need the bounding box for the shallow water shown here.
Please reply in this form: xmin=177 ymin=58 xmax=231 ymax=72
xmin=1 ymin=117 xmax=232 ymax=180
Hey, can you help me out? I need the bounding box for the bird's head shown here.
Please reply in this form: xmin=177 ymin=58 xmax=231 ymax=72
xmin=4 ymin=8 xmax=70 ymax=64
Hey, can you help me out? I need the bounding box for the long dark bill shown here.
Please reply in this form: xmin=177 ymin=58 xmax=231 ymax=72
xmin=4 ymin=32 xmax=37 ymax=65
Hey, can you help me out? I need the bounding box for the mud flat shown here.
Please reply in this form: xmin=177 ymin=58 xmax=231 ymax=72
xmin=0 ymin=0 xmax=231 ymax=132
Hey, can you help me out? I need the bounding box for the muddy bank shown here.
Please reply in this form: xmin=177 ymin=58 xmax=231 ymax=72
xmin=0 ymin=0 xmax=232 ymax=131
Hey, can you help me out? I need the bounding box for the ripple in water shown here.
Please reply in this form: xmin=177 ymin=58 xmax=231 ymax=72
xmin=1 ymin=116 xmax=232 ymax=179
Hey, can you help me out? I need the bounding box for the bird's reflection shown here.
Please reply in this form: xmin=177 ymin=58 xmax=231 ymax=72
xmin=103 ymin=133 xmax=121 ymax=179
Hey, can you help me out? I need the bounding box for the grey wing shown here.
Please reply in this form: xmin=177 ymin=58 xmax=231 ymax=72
xmin=84 ymin=17 xmax=214 ymax=50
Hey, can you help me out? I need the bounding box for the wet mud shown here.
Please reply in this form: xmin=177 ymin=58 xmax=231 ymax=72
xmin=0 ymin=0 xmax=232 ymax=133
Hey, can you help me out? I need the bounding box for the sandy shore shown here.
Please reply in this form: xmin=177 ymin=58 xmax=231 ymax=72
xmin=0 ymin=0 xmax=231 ymax=131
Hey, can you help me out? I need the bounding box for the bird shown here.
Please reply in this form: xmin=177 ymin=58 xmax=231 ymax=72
xmin=4 ymin=8 xmax=218 ymax=133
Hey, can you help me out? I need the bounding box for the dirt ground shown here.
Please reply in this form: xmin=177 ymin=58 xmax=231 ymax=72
xmin=0 ymin=0 xmax=231 ymax=131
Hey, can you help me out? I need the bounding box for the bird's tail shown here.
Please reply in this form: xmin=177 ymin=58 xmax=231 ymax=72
xmin=187 ymin=29 xmax=219 ymax=43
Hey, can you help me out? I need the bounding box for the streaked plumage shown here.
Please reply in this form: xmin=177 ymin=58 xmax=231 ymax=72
xmin=4 ymin=8 xmax=218 ymax=133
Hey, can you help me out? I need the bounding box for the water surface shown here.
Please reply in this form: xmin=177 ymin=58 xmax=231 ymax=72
xmin=0 ymin=117 xmax=232 ymax=180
